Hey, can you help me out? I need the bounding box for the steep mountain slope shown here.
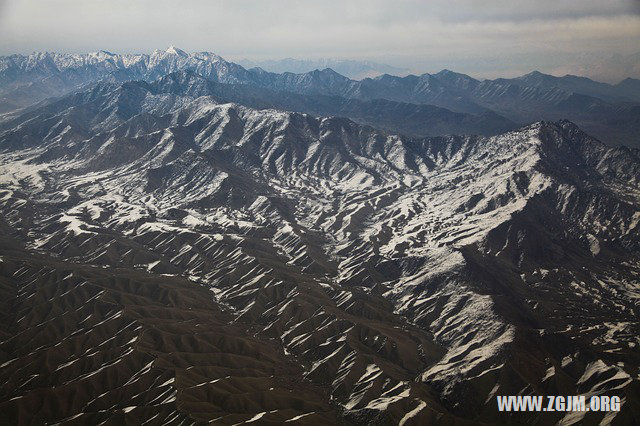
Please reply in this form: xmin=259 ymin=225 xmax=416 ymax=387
xmin=0 ymin=79 xmax=639 ymax=424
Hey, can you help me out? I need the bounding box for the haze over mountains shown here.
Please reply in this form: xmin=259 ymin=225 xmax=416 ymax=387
xmin=236 ymin=58 xmax=412 ymax=80
xmin=0 ymin=47 xmax=639 ymax=424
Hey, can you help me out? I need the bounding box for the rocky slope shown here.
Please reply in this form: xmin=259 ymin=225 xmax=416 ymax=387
xmin=0 ymin=78 xmax=638 ymax=424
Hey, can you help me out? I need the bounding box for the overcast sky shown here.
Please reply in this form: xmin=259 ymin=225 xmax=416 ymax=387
xmin=0 ymin=0 xmax=639 ymax=82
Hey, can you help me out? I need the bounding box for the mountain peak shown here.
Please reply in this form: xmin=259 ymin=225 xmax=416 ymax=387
xmin=616 ymin=77 xmax=640 ymax=86
xmin=435 ymin=69 xmax=457 ymax=76
xmin=519 ymin=70 xmax=551 ymax=80
xmin=434 ymin=69 xmax=476 ymax=81
xmin=165 ymin=45 xmax=188 ymax=56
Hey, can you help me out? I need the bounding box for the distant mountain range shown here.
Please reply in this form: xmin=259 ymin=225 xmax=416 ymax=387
xmin=1 ymin=46 xmax=639 ymax=147
xmin=236 ymin=57 xmax=412 ymax=80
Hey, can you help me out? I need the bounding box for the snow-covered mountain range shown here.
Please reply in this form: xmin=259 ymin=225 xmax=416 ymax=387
xmin=0 ymin=64 xmax=639 ymax=424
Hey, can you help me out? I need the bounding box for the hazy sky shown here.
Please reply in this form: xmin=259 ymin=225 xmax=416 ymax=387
xmin=1 ymin=0 xmax=639 ymax=82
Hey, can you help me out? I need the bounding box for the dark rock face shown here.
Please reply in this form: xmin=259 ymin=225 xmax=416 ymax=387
xmin=0 ymin=67 xmax=638 ymax=424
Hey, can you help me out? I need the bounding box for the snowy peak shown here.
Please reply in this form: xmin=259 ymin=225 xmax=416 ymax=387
xmin=165 ymin=45 xmax=188 ymax=56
